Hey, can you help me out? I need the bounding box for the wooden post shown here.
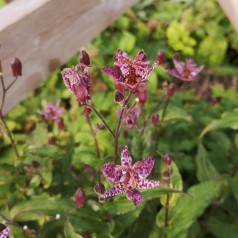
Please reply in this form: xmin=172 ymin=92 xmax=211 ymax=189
xmin=0 ymin=0 xmax=136 ymax=114
xmin=218 ymin=0 xmax=238 ymax=33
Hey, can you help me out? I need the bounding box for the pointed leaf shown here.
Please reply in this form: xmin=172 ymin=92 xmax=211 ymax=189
xmin=199 ymin=109 xmax=238 ymax=138
xmin=195 ymin=143 xmax=220 ymax=182
xmin=156 ymin=180 xmax=222 ymax=238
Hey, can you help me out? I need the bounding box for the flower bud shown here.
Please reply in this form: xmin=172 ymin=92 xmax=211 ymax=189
xmin=32 ymin=160 xmax=40 ymax=169
xmin=94 ymin=182 xmax=105 ymax=195
xmin=75 ymin=187 xmax=86 ymax=207
xmin=163 ymin=154 xmax=171 ymax=167
xmin=114 ymin=90 xmax=125 ymax=103
xmin=157 ymin=50 xmax=166 ymax=65
xmin=11 ymin=58 xmax=22 ymax=77
xmin=84 ymin=107 xmax=91 ymax=116
xmin=167 ymin=83 xmax=176 ymax=97
xmin=48 ymin=136 xmax=56 ymax=145
xmin=162 ymin=170 xmax=170 ymax=181
xmin=150 ymin=113 xmax=159 ymax=126
xmin=162 ymin=81 xmax=168 ymax=90
xmin=99 ymin=196 xmax=105 ymax=204
xmin=57 ymin=117 xmax=64 ymax=130
xmin=80 ymin=50 xmax=90 ymax=66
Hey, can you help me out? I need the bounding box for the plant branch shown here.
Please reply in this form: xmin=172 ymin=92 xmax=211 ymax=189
xmin=113 ymin=92 xmax=133 ymax=164
xmin=161 ymin=97 xmax=170 ymax=122
xmin=85 ymin=103 xmax=115 ymax=137
xmin=0 ymin=114 xmax=20 ymax=160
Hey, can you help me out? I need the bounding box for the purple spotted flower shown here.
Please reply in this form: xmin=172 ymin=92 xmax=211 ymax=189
xmin=38 ymin=100 xmax=64 ymax=122
xmin=116 ymin=108 xmax=141 ymax=129
xmin=102 ymin=145 xmax=163 ymax=206
xmin=0 ymin=223 xmax=10 ymax=238
xmin=169 ymin=53 xmax=204 ymax=81
xmin=61 ymin=52 xmax=91 ymax=105
xmin=102 ymin=49 xmax=157 ymax=93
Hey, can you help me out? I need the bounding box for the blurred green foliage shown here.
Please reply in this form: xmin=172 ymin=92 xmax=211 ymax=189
xmin=1 ymin=0 xmax=238 ymax=237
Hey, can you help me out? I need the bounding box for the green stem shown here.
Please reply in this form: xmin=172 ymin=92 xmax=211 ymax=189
xmin=161 ymin=97 xmax=170 ymax=122
xmin=114 ymin=92 xmax=133 ymax=164
xmin=0 ymin=114 xmax=20 ymax=160
xmin=85 ymin=103 xmax=115 ymax=137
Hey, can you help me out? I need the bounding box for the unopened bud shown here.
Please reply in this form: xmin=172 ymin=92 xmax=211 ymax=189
xmin=163 ymin=154 xmax=171 ymax=167
xmin=150 ymin=113 xmax=159 ymax=126
xmin=57 ymin=117 xmax=64 ymax=130
xmin=48 ymin=136 xmax=56 ymax=145
xmin=11 ymin=58 xmax=22 ymax=77
xmin=157 ymin=50 xmax=166 ymax=65
xmin=162 ymin=81 xmax=168 ymax=90
xmin=114 ymin=90 xmax=125 ymax=103
xmin=32 ymin=160 xmax=40 ymax=169
xmin=167 ymin=83 xmax=176 ymax=97
xmin=94 ymin=182 xmax=105 ymax=195
xmin=162 ymin=170 xmax=170 ymax=180
xmin=75 ymin=187 xmax=86 ymax=208
xmin=99 ymin=196 xmax=105 ymax=204
xmin=84 ymin=107 xmax=91 ymax=117
xmin=55 ymin=214 xmax=60 ymax=220
xmin=80 ymin=50 xmax=90 ymax=66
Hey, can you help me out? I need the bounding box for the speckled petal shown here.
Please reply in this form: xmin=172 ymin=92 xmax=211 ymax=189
xmin=61 ymin=67 xmax=80 ymax=91
xmin=173 ymin=53 xmax=184 ymax=74
xmin=133 ymin=50 xmax=150 ymax=69
xmin=137 ymin=179 xmax=163 ymax=189
xmin=102 ymin=163 xmax=118 ymax=183
xmin=142 ymin=61 xmax=158 ymax=81
xmin=133 ymin=157 xmax=155 ymax=179
xmin=0 ymin=225 xmax=10 ymax=238
xmin=121 ymin=145 xmax=132 ymax=167
xmin=71 ymin=83 xmax=88 ymax=104
xmin=104 ymin=184 xmax=125 ymax=199
xmin=102 ymin=66 xmax=124 ymax=82
xmin=126 ymin=189 xmax=143 ymax=206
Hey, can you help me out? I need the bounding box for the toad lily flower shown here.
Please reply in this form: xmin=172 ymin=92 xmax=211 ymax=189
xmin=102 ymin=145 xmax=163 ymax=206
xmin=61 ymin=51 xmax=91 ymax=105
xmin=102 ymin=49 xmax=158 ymax=93
xmin=169 ymin=53 xmax=204 ymax=81
xmin=38 ymin=100 xmax=64 ymax=122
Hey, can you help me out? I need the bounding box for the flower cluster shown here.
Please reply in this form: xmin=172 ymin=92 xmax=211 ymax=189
xmin=60 ymin=48 xmax=204 ymax=207
xmin=102 ymin=145 xmax=163 ymax=206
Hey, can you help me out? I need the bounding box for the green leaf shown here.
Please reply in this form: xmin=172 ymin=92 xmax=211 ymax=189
xmin=26 ymin=122 xmax=48 ymax=145
xmin=195 ymin=143 xmax=220 ymax=182
xmin=207 ymin=217 xmax=238 ymax=238
xmin=103 ymin=186 xmax=184 ymax=215
xmin=26 ymin=145 xmax=58 ymax=157
xmin=199 ymin=109 xmax=238 ymax=138
xmin=119 ymin=31 xmax=136 ymax=52
xmin=156 ymin=180 xmax=222 ymax=238
xmin=10 ymin=195 xmax=74 ymax=221
xmin=64 ymin=220 xmax=83 ymax=238
xmin=229 ymin=172 xmax=238 ymax=202
xmin=159 ymin=105 xmax=192 ymax=122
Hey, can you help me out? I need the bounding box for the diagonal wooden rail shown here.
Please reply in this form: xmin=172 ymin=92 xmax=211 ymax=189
xmin=218 ymin=0 xmax=238 ymax=33
xmin=0 ymin=0 xmax=136 ymax=114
